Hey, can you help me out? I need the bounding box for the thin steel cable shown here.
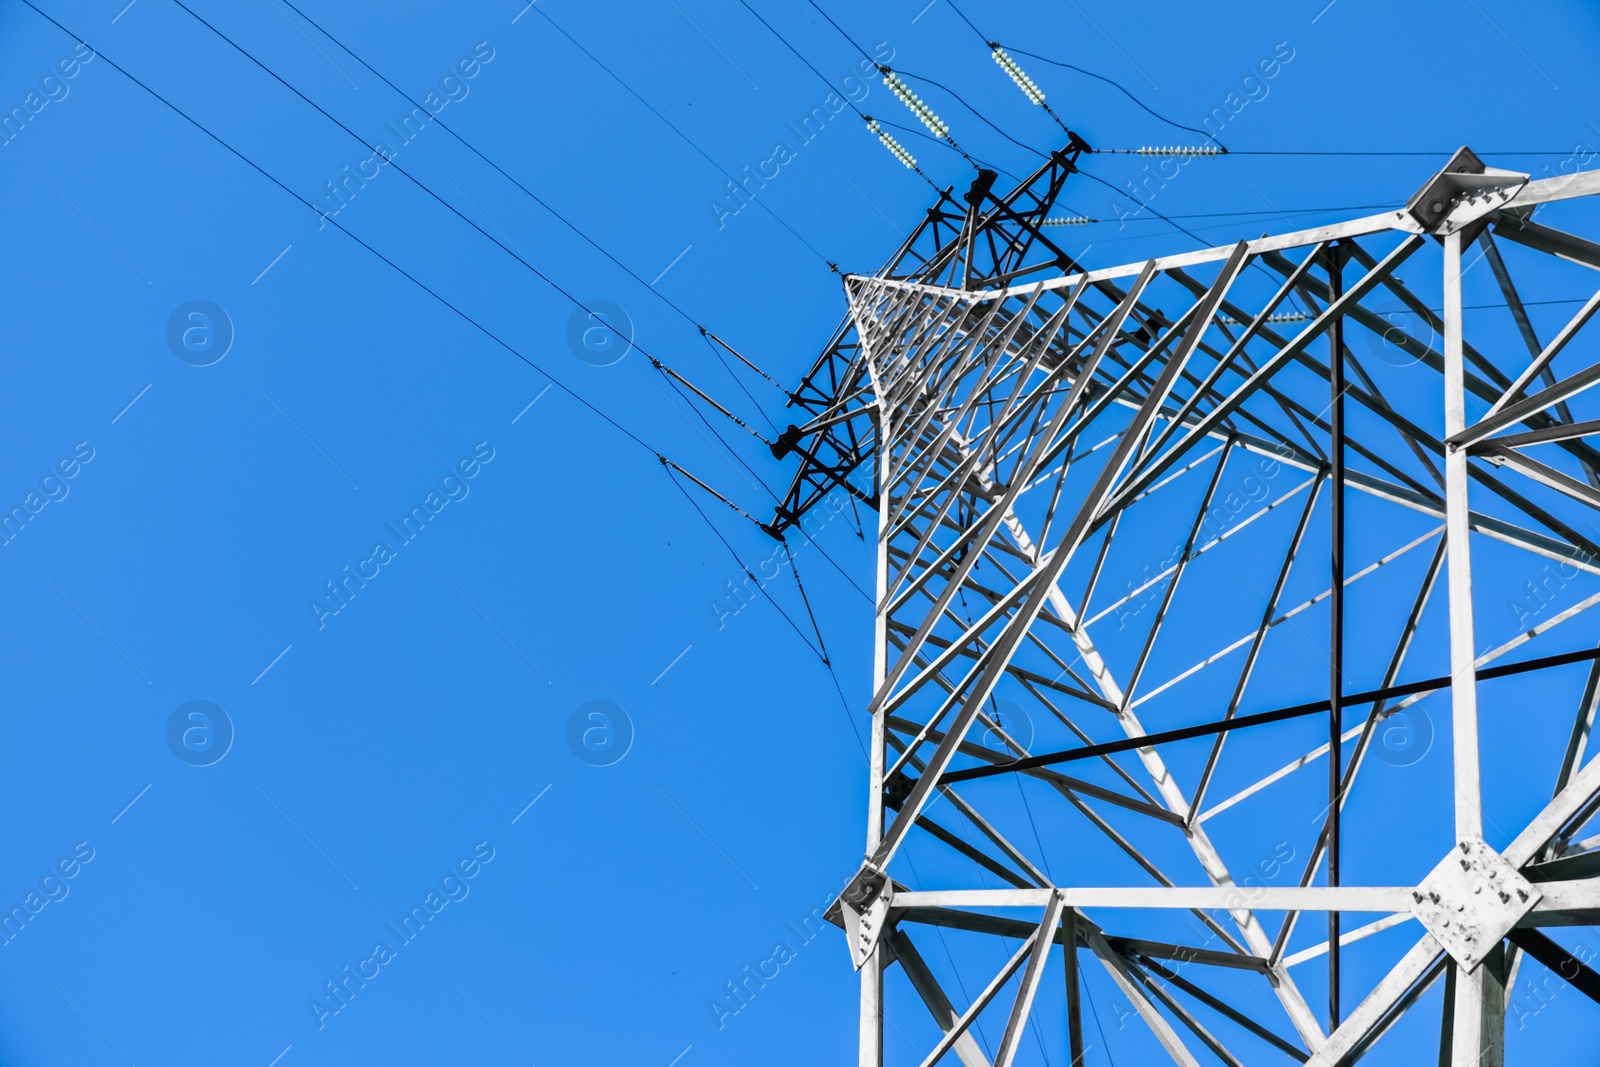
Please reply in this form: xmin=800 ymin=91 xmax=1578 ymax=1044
xmin=740 ymin=0 xmax=986 ymax=173
xmin=660 ymin=371 xmax=784 ymax=491
xmin=166 ymin=0 xmax=645 ymax=332
xmin=659 ymin=371 xmax=875 ymax=604
xmin=702 ymin=330 xmax=779 ymax=434
xmin=14 ymin=0 xmax=825 ymax=648
xmin=664 ymin=462 xmax=867 ymax=759
xmin=1074 ymin=166 xmax=1218 ymax=248
xmin=526 ymin=3 xmax=833 ymax=264
xmin=19 ymin=0 xmax=668 ymax=459
xmin=275 ymin=0 xmax=790 ymax=430
xmin=801 ymin=0 xmax=875 ymax=65
xmin=995 ymin=42 xmax=1224 ymax=149
xmin=274 ymin=1 xmax=708 ymax=333
xmin=733 ymin=0 xmax=942 ymax=191
xmin=870 ymin=114 xmax=1022 ymax=182
xmin=1083 ymin=963 xmax=1116 ymax=1066
xmin=789 ymin=549 xmax=833 ymax=666
xmin=174 ymin=0 xmax=810 ymax=502
xmin=663 ymin=463 xmax=828 ymax=663
xmin=892 ymin=67 xmax=1051 ymax=160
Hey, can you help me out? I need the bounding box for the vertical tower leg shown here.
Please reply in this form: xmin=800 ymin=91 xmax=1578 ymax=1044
xmin=1441 ymin=227 xmax=1501 ymax=1067
xmin=1064 ymin=910 xmax=1085 ymax=1064
xmin=1328 ymin=242 xmax=1346 ymax=1031
xmin=860 ymin=947 xmax=884 ymax=1067
xmin=861 ymin=424 xmax=891 ymax=1067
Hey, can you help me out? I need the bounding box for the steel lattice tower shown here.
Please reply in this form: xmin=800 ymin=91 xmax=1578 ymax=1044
xmin=765 ymin=146 xmax=1600 ymax=1065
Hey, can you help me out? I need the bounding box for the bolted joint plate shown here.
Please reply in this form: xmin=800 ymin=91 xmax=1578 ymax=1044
xmin=1408 ymin=838 xmax=1542 ymax=972
xmin=834 ymin=867 xmax=892 ymax=971
xmin=1404 ymin=145 xmax=1528 ymax=237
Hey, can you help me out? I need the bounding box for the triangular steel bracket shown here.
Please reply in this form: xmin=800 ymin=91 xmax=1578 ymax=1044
xmin=1405 ymin=145 xmax=1528 ymax=236
xmin=834 ymin=866 xmax=892 ymax=970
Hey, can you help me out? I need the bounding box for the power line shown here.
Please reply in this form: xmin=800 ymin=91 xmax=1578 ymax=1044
xmin=869 ymin=113 xmax=1023 ymax=182
xmin=23 ymin=2 xmax=668 ymax=450
xmin=165 ymin=0 xmax=635 ymax=355
xmin=185 ymin=2 xmax=870 ymax=591
xmin=802 ymin=0 xmax=875 ymax=66
xmin=732 ymin=0 xmax=941 ymax=190
xmin=662 ymin=462 xmax=832 ymax=663
xmin=274 ymin=0 xmax=706 ymax=335
xmin=892 ymin=68 xmax=1051 ymax=161
xmin=275 ymin=0 xmax=786 ymax=428
xmin=936 ymin=0 xmax=1214 ymax=149
xmin=170 ymin=0 xmax=789 ymax=443
xmin=525 ymin=3 xmax=833 ymax=265
xmin=1073 ymin=166 xmax=1219 ymax=249
xmin=1094 ymin=148 xmax=1580 ymax=157
xmin=30 ymin=0 xmax=847 ymax=688
xmin=764 ymin=0 xmax=984 ymax=173
xmin=747 ymin=5 xmax=1218 ymax=253
xmin=658 ymin=368 xmax=875 ymax=605
xmin=1113 ymin=203 xmax=1400 ymax=220
xmin=992 ymin=43 xmax=1223 ymax=149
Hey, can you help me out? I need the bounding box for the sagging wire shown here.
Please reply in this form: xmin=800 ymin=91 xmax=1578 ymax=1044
xmin=651 ymin=357 xmax=772 ymax=446
xmin=660 ymin=455 xmax=769 ymax=527
xmin=869 ymin=113 xmax=1023 ymax=183
xmin=654 ymin=372 xmax=786 ymax=510
xmin=37 ymin=0 xmax=841 ymax=662
xmin=274 ymin=1 xmax=800 ymax=446
xmin=789 ymin=549 xmax=834 ymax=668
xmin=275 ymin=1 xmax=708 ymax=341
xmin=936 ymin=0 xmax=1165 ymax=165
xmin=1008 ymin=41 xmax=1227 ymax=150
xmin=788 ymin=0 xmax=1010 ymax=181
xmin=733 ymin=0 xmax=941 ymax=191
xmin=651 ymin=355 xmax=873 ymax=600
xmin=658 ymin=365 xmax=877 ymax=606
xmin=697 ymin=334 xmax=780 ymax=438
xmin=527 ymin=2 xmax=833 ymax=266
xmin=24 ymin=1 xmax=732 ymax=493
xmin=660 ymin=458 xmax=827 ymax=659
xmin=661 ymin=458 xmax=870 ymax=758
xmin=702 ymin=328 xmax=795 ymax=401
xmin=802 ymin=0 xmax=875 ymax=65
xmin=1072 ymin=167 xmax=1224 ymax=251
xmin=888 ymin=66 xmax=1046 ymax=163
xmin=961 ymin=3 xmax=1224 ymax=154
xmin=168 ymin=0 xmax=806 ymax=465
xmin=1083 ymin=965 xmax=1118 ymax=1067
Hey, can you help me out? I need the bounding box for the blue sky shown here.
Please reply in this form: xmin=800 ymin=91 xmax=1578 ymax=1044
xmin=1 ymin=0 xmax=1599 ymax=1064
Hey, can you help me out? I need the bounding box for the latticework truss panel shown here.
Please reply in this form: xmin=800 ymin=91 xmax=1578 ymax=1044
xmin=787 ymin=151 xmax=1600 ymax=1066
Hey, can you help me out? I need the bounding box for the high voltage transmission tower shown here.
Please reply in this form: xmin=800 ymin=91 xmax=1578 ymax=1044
xmin=752 ymin=144 xmax=1600 ymax=1065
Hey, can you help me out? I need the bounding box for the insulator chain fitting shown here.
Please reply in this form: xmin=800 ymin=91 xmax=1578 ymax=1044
xmin=990 ymin=47 xmax=1045 ymax=107
xmin=865 ymin=117 xmax=917 ymax=169
xmin=1219 ymin=310 xmax=1311 ymax=326
xmin=880 ymin=68 xmax=949 ymax=139
xmin=1134 ymin=145 xmax=1223 ymax=158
